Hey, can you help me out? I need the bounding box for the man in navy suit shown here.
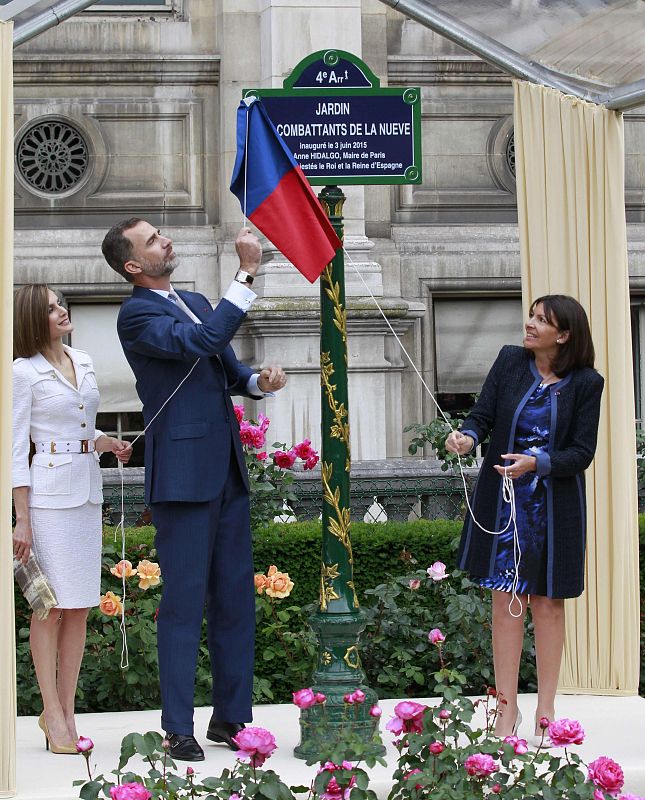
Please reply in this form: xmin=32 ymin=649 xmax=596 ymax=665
xmin=101 ymin=219 xmax=286 ymax=761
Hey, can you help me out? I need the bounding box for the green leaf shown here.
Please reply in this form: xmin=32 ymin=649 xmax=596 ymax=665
xmin=78 ymin=781 xmax=104 ymax=800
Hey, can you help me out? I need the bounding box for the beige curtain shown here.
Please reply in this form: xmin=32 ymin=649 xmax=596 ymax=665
xmin=0 ymin=19 xmax=16 ymax=799
xmin=514 ymin=80 xmax=640 ymax=694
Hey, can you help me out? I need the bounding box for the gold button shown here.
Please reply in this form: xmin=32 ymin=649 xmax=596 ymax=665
xmin=80 ymin=422 xmax=86 ymax=428
xmin=79 ymin=404 xmax=84 ymax=410
xmin=48 ymin=462 xmax=53 ymax=467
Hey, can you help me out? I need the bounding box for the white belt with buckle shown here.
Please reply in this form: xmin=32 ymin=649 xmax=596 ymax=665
xmin=34 ymin=440 xmax=96 ymax=454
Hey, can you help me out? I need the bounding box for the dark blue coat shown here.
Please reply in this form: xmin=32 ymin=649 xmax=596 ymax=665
xmin=117 ymin=287 xmax=255 ymax=505
xmin=457 ymin=345 xmax=604 ymax=598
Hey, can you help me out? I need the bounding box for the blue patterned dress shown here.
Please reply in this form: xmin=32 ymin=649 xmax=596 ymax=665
xmin=475 ymin=382 xmax=557 ymax=596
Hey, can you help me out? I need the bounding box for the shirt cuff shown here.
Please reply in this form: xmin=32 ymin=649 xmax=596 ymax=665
xmin=247 ymin=373 xmax=275 ymax=398
xmin=534 ymin=451 xmax=551 ymax=476
xmin=460 ymin=429 xmax=479 ymax=450
xmin=224 ymin=281 xmax=257 ymax=313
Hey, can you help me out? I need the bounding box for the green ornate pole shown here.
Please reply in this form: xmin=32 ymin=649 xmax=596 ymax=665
xmin=294 ymin=186 xmax=385 ymax=760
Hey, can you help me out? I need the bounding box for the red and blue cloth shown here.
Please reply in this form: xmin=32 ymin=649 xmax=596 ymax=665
xmin=230 ymin=97 xmax=341 ymax=283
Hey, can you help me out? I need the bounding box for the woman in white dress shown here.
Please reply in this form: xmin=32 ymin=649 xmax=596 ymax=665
xmin=12 ymin=284 xmax=132 ymax=754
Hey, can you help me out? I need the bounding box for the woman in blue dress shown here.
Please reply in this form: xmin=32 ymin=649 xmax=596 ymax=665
xmin=446 ymin=295 xmax=603 ymax=741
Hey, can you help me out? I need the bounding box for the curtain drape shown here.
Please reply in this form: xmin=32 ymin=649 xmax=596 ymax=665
xmin=514 ymin=79 xmax=640 ymax=694
xmin=0 ymin=19 xmax=16 ymax=799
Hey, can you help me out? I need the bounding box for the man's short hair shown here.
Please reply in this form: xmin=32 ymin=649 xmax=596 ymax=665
xmin=101 ymin=218 xmax=144 ymax=283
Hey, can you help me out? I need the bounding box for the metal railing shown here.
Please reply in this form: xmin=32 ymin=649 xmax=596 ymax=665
xmin=101 ymin=459 xmax=479 ymax=527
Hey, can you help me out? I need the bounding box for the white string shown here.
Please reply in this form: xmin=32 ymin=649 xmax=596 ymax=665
xmin=343 ymin=246 xmax=524 ymax=617
xmin=115 ymin=357 xmax=202 ymax=667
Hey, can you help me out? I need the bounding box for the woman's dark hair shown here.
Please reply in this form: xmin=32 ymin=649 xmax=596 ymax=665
xmin=530 ymin=294 xmax=595 ymax=375
xmin=13 ymin=284 xmax=51 ymax=360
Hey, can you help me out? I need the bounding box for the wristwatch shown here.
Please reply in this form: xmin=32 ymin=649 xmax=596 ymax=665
xmin=234 ymin=269 xmax=254 ymax=286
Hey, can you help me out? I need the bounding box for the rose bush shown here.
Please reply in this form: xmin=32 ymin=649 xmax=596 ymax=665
xmin=235 ymin=407 xmax=319 ymax=529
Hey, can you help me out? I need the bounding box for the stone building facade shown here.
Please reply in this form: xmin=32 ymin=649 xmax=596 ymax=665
xmin=11 ymin=0 xmax=645 ymax=466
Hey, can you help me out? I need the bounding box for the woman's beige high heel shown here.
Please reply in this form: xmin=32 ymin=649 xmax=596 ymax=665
xmin=512 ymin=708 xmax=522 ymax=736
xmin=38 ymin=713 xmax=78 ymax=755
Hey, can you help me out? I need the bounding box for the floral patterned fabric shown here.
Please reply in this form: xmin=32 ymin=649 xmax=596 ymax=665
xmin=475 ymin=382 xmax=556 ymax=596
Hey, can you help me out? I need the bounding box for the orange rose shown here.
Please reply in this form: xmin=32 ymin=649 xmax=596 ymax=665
xmin=265 ymin=570 xmax=294 ymax=599
xmin=267 ymin=565 xmax=278 ymax=577
xmin=137 ymin=559 xmax=161 ymax=590
xmin=110 ymin=559 xmax=137 ymax=579
xmin=99 ymin=591 xmax=123 ymax=617
xmin=254 ymin=573 xmax=268 ymax=594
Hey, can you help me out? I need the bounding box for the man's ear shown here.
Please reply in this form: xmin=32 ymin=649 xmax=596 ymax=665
xmin=124 ymin=259 xmax=141 ymax=277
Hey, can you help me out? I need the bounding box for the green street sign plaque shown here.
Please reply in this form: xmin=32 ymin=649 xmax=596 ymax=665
xmin=245 ymin=49 xmax=422 ymax=185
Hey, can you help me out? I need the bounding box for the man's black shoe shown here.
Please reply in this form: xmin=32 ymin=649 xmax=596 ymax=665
xmin=206 ymin=718 xmax=245 ymax=751
xmin=166 ymin=733 xmax=205 ymax=762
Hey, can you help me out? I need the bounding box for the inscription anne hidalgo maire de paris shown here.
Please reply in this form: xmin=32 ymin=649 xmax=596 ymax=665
xmin=274 ymin=101 xmax=412 ymax=173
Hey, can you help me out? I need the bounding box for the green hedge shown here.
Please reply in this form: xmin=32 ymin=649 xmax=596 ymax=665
xmin=253 ymin=519 xmax=460 ymax=606
xmin=14 ymin=518 xmax=644 ymax=716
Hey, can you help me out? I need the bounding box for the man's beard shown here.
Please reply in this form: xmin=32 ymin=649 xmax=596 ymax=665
xmin=139 ymin=253 xmax=178 ymax=277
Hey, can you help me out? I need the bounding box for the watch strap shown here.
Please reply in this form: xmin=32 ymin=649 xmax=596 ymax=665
xmin=235 ymin=270 xmax=254 ymax=286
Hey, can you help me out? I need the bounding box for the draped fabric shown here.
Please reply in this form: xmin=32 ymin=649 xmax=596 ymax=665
xmin=0 ymin=21 xmax=16 ymax=797
xmin=513 ymin=79 xmax=640 ymax=694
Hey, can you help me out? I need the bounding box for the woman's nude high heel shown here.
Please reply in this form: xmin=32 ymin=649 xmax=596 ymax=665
xmin=38 ymin=713 xmax=78 ymax=755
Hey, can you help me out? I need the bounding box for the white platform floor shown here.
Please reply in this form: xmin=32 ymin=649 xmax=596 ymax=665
xmin=12 ymin=693 xmax=645 ymax=800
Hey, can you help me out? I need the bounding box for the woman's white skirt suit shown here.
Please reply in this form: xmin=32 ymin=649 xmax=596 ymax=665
xmin=13 ymin=347 xmax=104 ymax=608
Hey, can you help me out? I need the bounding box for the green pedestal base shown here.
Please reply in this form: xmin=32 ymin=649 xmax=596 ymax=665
xmin=293 ymin=611 xmax=386 ymax=760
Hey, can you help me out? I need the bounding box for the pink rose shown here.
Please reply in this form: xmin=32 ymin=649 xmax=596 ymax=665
xmin=315 ymin=692 xmax=327 ymax=704
xmin=548 ymin=718 xmax=585 ymax=747
xmin=250 ymin=427 xmax=266 ymax=449
xmin=293 ymin=688 xmax=317 ymax=709
xmin=464 ymin=753 xmax=498 ymax=778
xmin=294 ymin=439 xmax=315 ymax=460
xmin=492 ymin=784 xmax=502 ymax=794
xmin=257 ymin=413 xmax=270 ymax=433
xmin=239 ymin=422 xmax=254 ymax=446
xmin=619 ymin=795 xmax=645 ymax=800
xmin=588 ymin=757 xmax=625 ymax=797
xmin=304 ymin=453 xmax=320 ymax=471
xmin=233 ymin=726 xmax=277 ymax=768
xmin=273 ymin=449 xmax=297 ymax=469
xmin=538 ymin=716 xmax=550 ymax=729
xmin=318 ymin=762 xmax=357 ymax=800
xmin=385 ymin=716 xmax=404 ymax=736
xmin=369 ymin=705 xmax=382 ymax=718
xmin=351 ymin=689 xmax=366 ymax=704
xmin=428 ymin=628 xmax=445 ymax=644
xmin=186 ymin=767 xmax=194 ymax=777
xmin=110 ymin=784 xmax=152 ymax=800
xmin=395 ymin=701 xmax=427 ymax=720
xmin=408 ymin=579 xmax=421 ymax=590
xmin=230 ymin=795 xmax=241 ymax=800
xmin=429 ymin=741 xmax=444 ymax=755
xmin=438 ymin=709 xmax=451 ymax=720
xmin=388 ymin=700 xmax=427 ymax=734
xmin=233 ymin=405 xmax=245 ymax=424
xmin=427 ymin=561 xmax=449 ymax=581
xmin=594 ymin=791 xmax=607 ymax=800
xmin=256 ymin=451 xmax=267 ymax=461
xmin=503 ymin=735 xmax=529 ymax=755
xmin=405 ymin=769 xmax=423 ymax=790
xmin=75 ymin=736 xmax=94 ymax=753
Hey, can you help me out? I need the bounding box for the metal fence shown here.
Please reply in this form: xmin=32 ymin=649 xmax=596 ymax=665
xmin=101 ymin=460 xmax=479 ymax=527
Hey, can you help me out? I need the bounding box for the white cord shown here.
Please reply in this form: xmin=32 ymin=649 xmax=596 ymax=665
xmin=115 ymin=357 xmax=202 ymax=667
xmin=343 ymin=246 xmax=524 ymax=617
